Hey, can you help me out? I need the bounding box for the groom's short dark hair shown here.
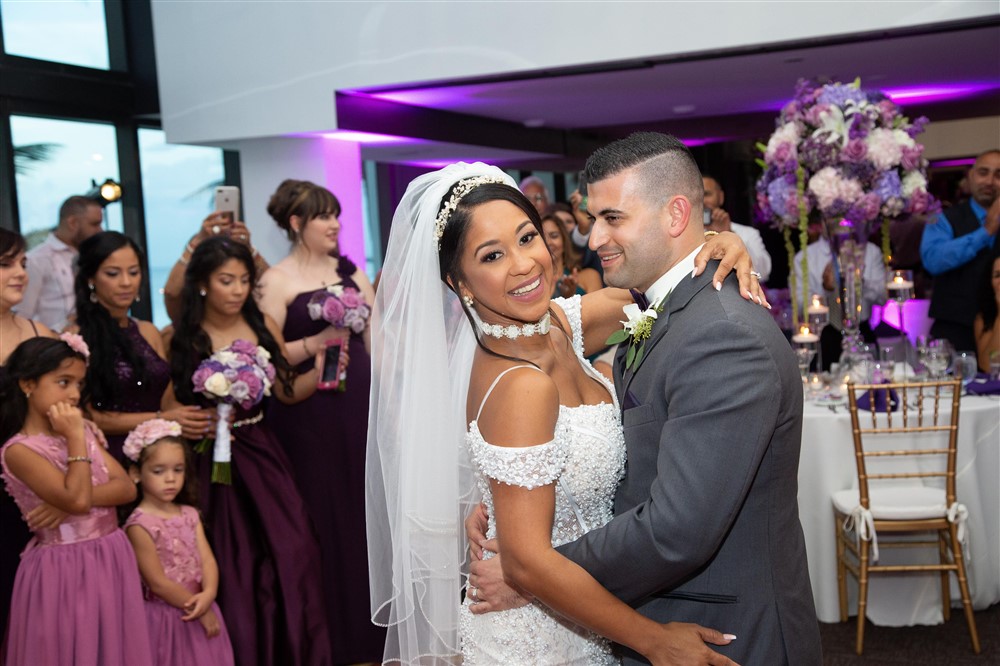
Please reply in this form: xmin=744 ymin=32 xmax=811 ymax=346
xmin=584 ymin=132 xmax=702 ymax=209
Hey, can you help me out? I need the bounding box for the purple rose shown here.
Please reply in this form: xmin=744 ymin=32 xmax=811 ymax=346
xmin=840 ymin=138 xmax=868 ymax=163
xmin=338 ymin=288 xmax=362 ymax=309
xmin=229 ymin=380 xmax=250 ymax=404
xmin=229 ymin=339 xmax=257 ymax=356
xmin=242 ymin=373 xmax=264 ymax=405
xmin=906 ymin=189 xmax=932 ymax=215
xmin=906 ymin=116 xmax=929 ymax=139
xmin=321 ymin=296 xmax=346 ymax=326
xmin=900 ymin=145 xmax=924 ymax=171
xmin=192 ymin=366 xmax=214 ymax=391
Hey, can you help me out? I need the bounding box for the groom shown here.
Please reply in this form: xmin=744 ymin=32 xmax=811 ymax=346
xmin=471 ymin=132 xmax=822 ymax=664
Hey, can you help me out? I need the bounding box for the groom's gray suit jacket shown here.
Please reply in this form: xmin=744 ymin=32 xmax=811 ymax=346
xmin=558 ymin=263 xmax=822 ymax=665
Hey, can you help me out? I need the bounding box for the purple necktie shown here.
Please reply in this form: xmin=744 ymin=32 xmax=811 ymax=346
xmin=629 ymin=289 xmax=650 ymax=310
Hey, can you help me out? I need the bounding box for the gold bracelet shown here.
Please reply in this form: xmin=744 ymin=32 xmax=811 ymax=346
xmin=704 ymin=230 xmax=719 ymax=237
xmin=302 ymin=337 xmax=313 ymax=356
xmin=186 ymin=241 xmax=196 ymax=254
xmin=66 ymin=456 xmax=92 ymax=464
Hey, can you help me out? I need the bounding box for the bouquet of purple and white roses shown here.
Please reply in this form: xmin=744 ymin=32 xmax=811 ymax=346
xmin=307 ymin=285 xmax=371 ymax=334
xmin=755 ymin=78 xmax=938 ymax=324
xmin=192 ymin=339 xmax=276 ymax=483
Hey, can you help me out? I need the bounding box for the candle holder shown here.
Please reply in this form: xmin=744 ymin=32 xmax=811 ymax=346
xmin=806 ymin=294 xmax=830 ymax=372
xmin=886 ymin=269 xmax=914 ymax=377
xmin=792 ymin=324 xmax=820 ymax=386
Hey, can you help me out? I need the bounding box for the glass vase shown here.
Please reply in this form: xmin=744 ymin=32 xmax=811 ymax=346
xmin=823 ymin=217 xmax=871 ymax=354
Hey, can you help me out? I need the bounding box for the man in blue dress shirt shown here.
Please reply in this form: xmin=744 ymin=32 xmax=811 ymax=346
xmin=920 ymin=150 xmax=1000 ymax=351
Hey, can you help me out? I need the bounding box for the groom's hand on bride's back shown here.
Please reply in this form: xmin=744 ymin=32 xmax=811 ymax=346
xmin=465 ymin=504 xmax=532 ymax=614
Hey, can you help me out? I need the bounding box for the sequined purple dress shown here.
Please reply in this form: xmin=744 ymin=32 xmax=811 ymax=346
xmin=124 ymin=506 xmax=235 ymax=666
xmin=0 ymin=422 xmax=153 ymax=665
xmin=94 ymin=318 xmax=170 ymax=465
xmin=266 ymin=258 xmax=385 ymax=662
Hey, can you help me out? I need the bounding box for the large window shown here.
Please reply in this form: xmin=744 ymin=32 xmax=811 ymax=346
xmin=0 ymin=0 xmax=110 ymax=69
xmin=138 ymin=128 xmax=225 ymax=327
xmin=11 ymin=115 xmax=122 ymax=245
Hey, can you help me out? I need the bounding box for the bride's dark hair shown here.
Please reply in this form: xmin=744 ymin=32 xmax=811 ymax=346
xmin=437 ymin=183 xmax=565 ymax=362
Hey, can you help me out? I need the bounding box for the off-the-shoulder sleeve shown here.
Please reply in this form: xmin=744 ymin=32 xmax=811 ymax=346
xmin=552 ymin=295 xmax=584 ymax=358
xmin=468 ymin=432 xmax=567 ymax=490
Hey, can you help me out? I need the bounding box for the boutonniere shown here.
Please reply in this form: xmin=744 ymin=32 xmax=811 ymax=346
xmin=605 ymin=293 xmax=669 ymax=370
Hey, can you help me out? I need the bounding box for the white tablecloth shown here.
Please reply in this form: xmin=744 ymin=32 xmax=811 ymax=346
xmin=798 ymin=394 xmax=1000 ymax=625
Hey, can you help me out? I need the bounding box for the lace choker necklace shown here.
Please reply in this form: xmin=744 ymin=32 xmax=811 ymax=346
xmin=478 ymin=311 xmax=551 ymax=340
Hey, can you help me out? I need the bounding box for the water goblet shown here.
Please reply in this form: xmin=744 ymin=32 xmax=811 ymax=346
xmin=953 ymin=351 xmax=978 ymax=391
xmin=878 ymin=345 xmax=896 ymax=382
xmin=990 ymin=350 xmax=1000 ymax=381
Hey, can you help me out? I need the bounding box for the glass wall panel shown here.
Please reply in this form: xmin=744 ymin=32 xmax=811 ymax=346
xmin=0 ymin=0 xmax=110 ymax=69
xmin=11 ymin=115 xmax=122 ymax=245
xmin=137 ymin=128 xmax=224 ymax=327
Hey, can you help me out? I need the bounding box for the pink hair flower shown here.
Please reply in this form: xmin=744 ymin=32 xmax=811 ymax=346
xmin=123 ymin=418 xmax=183 ymax=462
xmin=59 ymin=332 xmax=90 ymax=360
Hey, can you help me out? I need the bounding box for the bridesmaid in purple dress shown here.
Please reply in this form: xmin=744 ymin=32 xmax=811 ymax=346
xmin=257 ymin=179 xmax=384 ymax=663
xmin=167 ymin=236 xmax=331 ymax=666
xmin=70 ymin=232 xmax=213 ymax=463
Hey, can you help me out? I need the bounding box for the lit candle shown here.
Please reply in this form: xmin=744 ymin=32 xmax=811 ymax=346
xmin=792 ymin=325 xmax=819 ymax=343
xmin=807 ymin=294 xmax=829 ymax=316
xmin=887 ymin=275 xmax=914 ymax=290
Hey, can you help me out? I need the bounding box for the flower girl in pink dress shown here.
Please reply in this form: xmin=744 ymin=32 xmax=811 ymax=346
xmin=0 ymin=335 xmax=152 ymax=665
xmin=122 ymin=418 xmax=234 ymax=666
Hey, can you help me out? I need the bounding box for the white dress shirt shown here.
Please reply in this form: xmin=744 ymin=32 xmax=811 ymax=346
xmin=17 ymin=233 xmax=78 ymax=331
xmin=643 ymin=244 xmax=705 ymax=307
xmin=792 ymin=238 xmax=886 ymax=325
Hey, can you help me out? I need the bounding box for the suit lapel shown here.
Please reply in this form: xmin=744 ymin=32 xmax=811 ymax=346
xmin=621 ymin=267 xmax=717 ymax=396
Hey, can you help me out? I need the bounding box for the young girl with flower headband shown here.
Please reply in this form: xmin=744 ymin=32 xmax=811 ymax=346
xmin=0 ymin=334 xmax=152 ymax=665
xmin=122 ymin=418 xmax=234 ymax=666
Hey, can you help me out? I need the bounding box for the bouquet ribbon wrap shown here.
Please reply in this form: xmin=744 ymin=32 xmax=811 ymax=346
xmin=212 ymin=403 xmax=233 ymax=484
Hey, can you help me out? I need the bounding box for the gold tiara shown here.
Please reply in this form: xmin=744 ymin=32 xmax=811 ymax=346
xmin=434 ymin=175 xmax=512 ymax=247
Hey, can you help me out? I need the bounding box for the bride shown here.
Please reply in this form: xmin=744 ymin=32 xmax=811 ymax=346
xmin=367 ymin=163 xmax=756 ymax=665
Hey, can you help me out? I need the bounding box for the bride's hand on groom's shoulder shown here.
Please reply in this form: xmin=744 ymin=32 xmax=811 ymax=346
xmin=646 ymin=622 xmax=740 ymax=666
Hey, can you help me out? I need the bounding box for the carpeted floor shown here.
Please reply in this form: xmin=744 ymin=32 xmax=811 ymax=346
xmin=818 ymin=603 xmax=998 ymax=665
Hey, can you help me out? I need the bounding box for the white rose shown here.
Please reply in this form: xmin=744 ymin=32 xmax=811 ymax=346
xmin=307 ymin=301 xmax=323 ymax=320
xmin=328 ymin=284 xmax=344 ymax=297
xmin=214 ymin=350 xmax=239 ymax=367
xmin=901 ymin=171 xmax=927 ymax=197
xmin=203 ymin=372 xmax=231 ymax=398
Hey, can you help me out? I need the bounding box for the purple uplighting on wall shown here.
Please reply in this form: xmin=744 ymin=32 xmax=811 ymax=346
xmin=289 ymin=129 xmax=417 ymax=144
xmin=930 ymin=158 xmax=977 ymax=168
xmin=883 ymin=83 xmax=998 ymax=104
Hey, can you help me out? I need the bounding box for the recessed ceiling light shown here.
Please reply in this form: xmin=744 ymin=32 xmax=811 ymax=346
xmin=523 ymin=118 xmax=545 ymax=128
xmin=673 ymin=104 xmax=696 ymax=114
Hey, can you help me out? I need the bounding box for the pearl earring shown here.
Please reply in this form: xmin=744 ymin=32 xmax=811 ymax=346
xmin=462 ymin=295 xmax=474 ymax=308
xmin=89 ymin=283 xmax=98 ymax=303
xmin=199 ymin=288 xmax=207 ymax=297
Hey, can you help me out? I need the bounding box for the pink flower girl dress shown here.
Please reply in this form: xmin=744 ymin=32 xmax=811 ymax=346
xmin=0 ymin=422 xmax=152 ymax=665
xmin=125 ymin=505 xmax=234 ymax=665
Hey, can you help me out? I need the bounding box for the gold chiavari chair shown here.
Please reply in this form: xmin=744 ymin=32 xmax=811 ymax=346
xmin=832 ymin=378 xmax=980 ymax=655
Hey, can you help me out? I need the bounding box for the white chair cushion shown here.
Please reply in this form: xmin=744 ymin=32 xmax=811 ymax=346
xmin=832 ymin=486 xmax=948 ymax=520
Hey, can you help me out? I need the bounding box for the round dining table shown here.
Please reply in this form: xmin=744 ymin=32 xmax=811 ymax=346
xmin=797 ymin=392 xmax=999 ymax=625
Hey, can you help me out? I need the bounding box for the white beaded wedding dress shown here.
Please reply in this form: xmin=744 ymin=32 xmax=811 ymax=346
xmin=459 ymin=296 xmax=625 ymax=665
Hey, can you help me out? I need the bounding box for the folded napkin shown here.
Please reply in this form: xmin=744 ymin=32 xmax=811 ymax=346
xmin=856 ymin=383 xmax=900 ymax=412
xmin=966 ymin=373 xmax=1000 ymax=396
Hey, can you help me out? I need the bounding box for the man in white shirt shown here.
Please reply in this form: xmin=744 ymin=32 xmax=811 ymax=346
xmin=792 ymin=225 xmax=887 ymax=367
xmin=703 ymin=176 xmax=772 ymax=282
xmin=17 ymin=196 xmax=104 ymax=330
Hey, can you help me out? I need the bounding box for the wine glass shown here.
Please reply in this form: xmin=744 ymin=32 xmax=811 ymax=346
xmin=795 ymin=347 xmax=816 ymax=385
xmin=953 ymin=351 xmax=978 ymax=391
xmin=924 ymin=339 xmax=952 ymax=380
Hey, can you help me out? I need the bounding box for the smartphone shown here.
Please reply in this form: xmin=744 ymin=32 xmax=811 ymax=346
xmin=577 ymin=170 xmax=588 ymax=197
xmin=317 ymin=339 xmax=343 ymax=390
xmin=214 ymin=186 xmax=240 ymax=224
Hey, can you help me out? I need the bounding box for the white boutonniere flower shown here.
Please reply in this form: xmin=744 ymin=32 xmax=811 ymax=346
xmin=605 ymin=294 xmax=669 ymax=370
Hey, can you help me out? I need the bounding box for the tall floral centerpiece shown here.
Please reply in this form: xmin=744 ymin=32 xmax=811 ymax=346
xmin=756 ymin=78 xmax=937 ymax=351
